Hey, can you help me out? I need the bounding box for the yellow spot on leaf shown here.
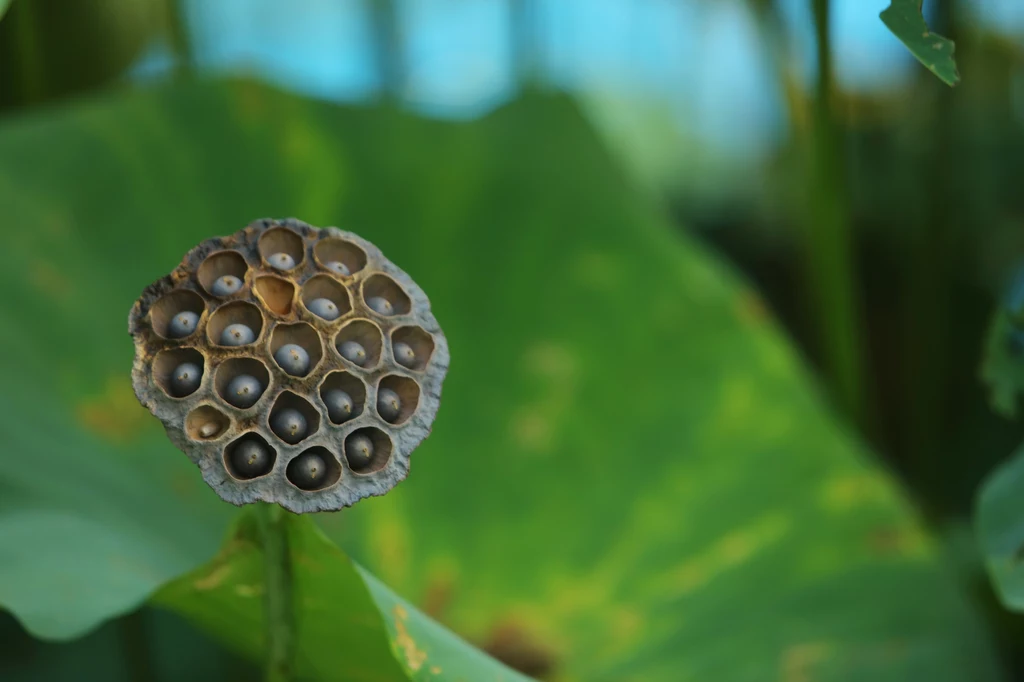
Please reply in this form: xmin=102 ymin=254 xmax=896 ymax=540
xmin=234 ymin=583 xmax=264 ymax=598
xmin=658 ymin=513 xmax=790 ymax=597
xmin=393 ymin=605 xmax=428 ymax=672
xmin=510 ymin=408 xmax=553 ymax=452
xmin=819 ymin=472 xmax=895 ymax=512
xmin=194 ymin=563 xmax=232 ymax=591
xmin=76 ymin=375 xmax=150 ymax=444
xmin=509 ymin=342 xmax=579 ymax=454
xmin=367 ymin=499 xmax=411 ymax=586
xmin=429 ymin=666 xmax=442 ymax=675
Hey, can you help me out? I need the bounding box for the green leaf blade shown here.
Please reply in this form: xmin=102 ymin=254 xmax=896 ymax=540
xmin=880 ymin=0 xmax=960 ymax=86
xmin=154 ymin=511 xmax=531 ymax=682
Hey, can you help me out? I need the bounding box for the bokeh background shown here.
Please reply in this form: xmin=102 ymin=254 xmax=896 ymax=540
xmin=2 ymin=0 xmax=1024 ymax=680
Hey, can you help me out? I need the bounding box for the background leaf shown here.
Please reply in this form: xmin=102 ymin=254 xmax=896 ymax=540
xmin=880 ymin=0 xmax=960 ymax=86
xmin=977 ymin=442 xmax=1024 ymax=612
xmin=154 ymin=511 xmax=529 ymax=682
xmin=981 ymin=271 xmax=1024 ymax=419
xmin=0 ymin=78 xmax=1003 ymax=680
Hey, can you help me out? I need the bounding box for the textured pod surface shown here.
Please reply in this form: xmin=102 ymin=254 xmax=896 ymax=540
xmin=129 ymin=218 xmax=449 ymax=512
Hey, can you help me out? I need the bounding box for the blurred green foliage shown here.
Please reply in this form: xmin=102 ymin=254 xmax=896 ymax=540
xmin=0 ymin=0 xmax=163 ymax=108
xmin=0 ymin=76 xmax=1007 ymax=680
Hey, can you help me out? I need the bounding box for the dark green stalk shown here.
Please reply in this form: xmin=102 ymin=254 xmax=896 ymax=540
xmin=117 ymin=610 xmax=156 ymax=682
xmin=905 ymin=0 xmax=958 ymax=512
xmin=804 ymin=0 xmax=866 ymax=427
xmin=257 ymin=503 xmax=294 ymax=682
xmin=12 ymin=0 xmax=46 ymax=104
xmin=165 ymin=0 xmax=195 ymax=79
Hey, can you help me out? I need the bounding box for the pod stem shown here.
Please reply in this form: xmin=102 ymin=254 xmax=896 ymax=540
xmin=257 ymin=503 xmax=294 ymax=682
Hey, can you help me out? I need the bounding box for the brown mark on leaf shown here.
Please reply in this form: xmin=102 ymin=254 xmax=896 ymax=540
xmin=481 ymin=619 xmax=557 ymax=679
xmin=393 ymin=605 xmax=428 ymax=672
xmin=736 ymin=290 xmax=770 ymax=327
xmin=30 ymin=259 xmax=72 ymax=302
xmin=781 ymin=642 xmax=834 ymax=682
xmin=866 ymin=524 xmax=929 ymax=559
xmin=422 ymin=571 xmax=456 ymax=620
xmin=77 ymin=375 xmax=150 ymax=444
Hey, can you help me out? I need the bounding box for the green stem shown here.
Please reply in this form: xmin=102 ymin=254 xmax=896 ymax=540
xmin=12 ymin=0 xmax=46 ymax=105
xmin=257 ymin=503 xmax=294 ymax=682
xmin=803 ymin=0 xmax=866 ymax=428
xmin=905 ymin=0 xmax=957 ymax=513
xmin=165 ymin=0 xmax=196 ymax=79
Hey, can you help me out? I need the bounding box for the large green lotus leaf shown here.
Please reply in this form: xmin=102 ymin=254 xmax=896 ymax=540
xmin=154 ymin=510 xmax=530 ymax=682
xmin=0 ymin=78 xmax=1002 ymax=680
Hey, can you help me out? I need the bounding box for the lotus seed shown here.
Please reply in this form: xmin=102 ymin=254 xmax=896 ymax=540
xmin=225 ymin=374 xmax=264 ymax=408
xmin=323 ymin=388 xmax=354 ymax=423
xmin=198 ymin=422 xmax=220 ymax=438
xmin=326 ymin=260 xmax=350 ymax=276
xmin=289 ymin=451 xmax=328 ymax=489
xmin=271 ymin=407 xmax=308 ymax=445
xmin=367 ymin=296 xmax=394 ymax=316
xmin=169 ymin=361 xmax=202 ymax=397
xmin=230 ymin=437 xmax=272 ymax=478
xmin=220 ymin=323 xmax=256 ymax=346
xmin=275 ymin=343 xmax=311 ymax=376
xmin=345 ymin=433 xmax=374 ymax=470
xmin=393 ymin=342 xmax=416 ymax=369
xmin=308 ymin=297 xmax=340 ymax=321
xmin=167 ymin=310 xmax=199 ymax=338
xmin=211 ymin=275 xmax=242 ymax=296
xmin=377 ymin=388 xmax=402 ymax=423
xmin=339 ymin=340 xmax=368 ymax=366
xmin=269 ymin=252 xmax=296 ymax=271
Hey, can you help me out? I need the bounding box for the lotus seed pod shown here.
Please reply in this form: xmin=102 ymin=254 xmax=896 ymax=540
xmin=271 ymin=408 xmax=308 ymax=445
xmin=339 ymin=340 xmax=367 ymax=366
xmin=288 ymin=451 xmax=327 ymax=489
xmin=393 ymin=342 xmax=415 ymax=369
xmin=230 ymin=437 xmax=273 ymax=478
xmin=211 ymin=275 xmax=243 ymax=296
xmin=168 ymin=311 xmax=199 ymax=338
xmin=345 ymin=433 xmax=374 ymax=470
xmin=377 ymin=388 xmax=401 ymax=423
xmin=226 ymin=374 xmax=264 ymax=408
xmin=323 ymin=388 xmax=354 ymax=423
xmin=327 ymin=261 xmax=350 ymax=276
xmin=367 ymin=296 xmax=394 ymax=316
xmin=275 ymin=343 xmax=310 ymax=376
xmin=129 ymin=218 xmax=449 ymax=512
xmin=221 ymin=323 xmax=256 ymax=346
xmin=170 ymin=362 xmax=202 ymax=397
xmin=308 ymin=297 xmax=340 ymax=321
xmin=269 ymin=252 xmax=296 ymax=271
